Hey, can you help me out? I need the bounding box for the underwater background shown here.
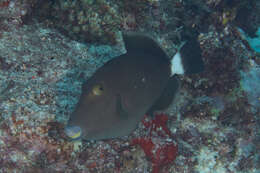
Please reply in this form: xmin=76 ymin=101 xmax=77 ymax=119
xmin=0 ymin=0 xmax=259 ymax=172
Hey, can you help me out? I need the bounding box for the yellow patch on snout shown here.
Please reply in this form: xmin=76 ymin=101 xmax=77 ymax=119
xmin=69 ymin=131 xmax=82 ymax=139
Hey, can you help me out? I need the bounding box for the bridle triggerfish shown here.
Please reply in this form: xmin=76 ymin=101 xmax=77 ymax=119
xmin=65 ymin=33 xmax=204 ymax=141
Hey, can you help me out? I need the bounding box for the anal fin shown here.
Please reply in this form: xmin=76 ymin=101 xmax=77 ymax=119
xmin=146 ymin=76 xmax=179 ymax=116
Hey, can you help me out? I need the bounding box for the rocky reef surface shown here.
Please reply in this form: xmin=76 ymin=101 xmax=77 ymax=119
xmin=0 ymin=0 xmax=259 ymax=172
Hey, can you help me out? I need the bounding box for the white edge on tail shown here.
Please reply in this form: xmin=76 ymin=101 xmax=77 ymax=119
xmin=170 ymin=52 xmax=184 ymax=76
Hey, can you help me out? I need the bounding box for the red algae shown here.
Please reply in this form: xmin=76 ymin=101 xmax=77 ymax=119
xmin=0 ymin=0 xmax=10 ymax=8
xmin=132 ymin=114 xmax=178 ymax=173
xmin=142 ymin=114 xmax=172 ymax=136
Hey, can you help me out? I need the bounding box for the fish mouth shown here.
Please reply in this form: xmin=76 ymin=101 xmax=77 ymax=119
xmin=64 ymin=126 xmax=82 ymax=140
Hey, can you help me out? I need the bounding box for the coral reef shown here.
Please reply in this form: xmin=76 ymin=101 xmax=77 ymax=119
xmin=27 ymin=0 xmax=164 ymax=44
xmin=131 ymin=114 xmax=178 ymax=173
xmin=238 ymin=27 xmax=260 ymax=53
xmin=0 ymin=0 xmax=37 ymax=21
xmin=0 ymin=0 xmax=259 ymax=172
xmin=240 ymin=60 xmax=260 ymax=111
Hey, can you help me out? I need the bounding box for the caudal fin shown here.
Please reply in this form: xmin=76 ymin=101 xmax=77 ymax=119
xmin=171 ymin=39 xmax=204 ymax=75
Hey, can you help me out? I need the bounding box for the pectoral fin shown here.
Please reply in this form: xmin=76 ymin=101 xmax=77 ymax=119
xmin=116 ymin=94 xmax=129 ymax=120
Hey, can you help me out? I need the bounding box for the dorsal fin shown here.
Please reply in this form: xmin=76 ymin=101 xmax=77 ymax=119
xmin=122 ymin=32 xmax=169 ymax=60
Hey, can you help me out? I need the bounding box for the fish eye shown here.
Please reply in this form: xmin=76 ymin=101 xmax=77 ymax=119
xmin=92 ymin=84 xmax=104 ymax=96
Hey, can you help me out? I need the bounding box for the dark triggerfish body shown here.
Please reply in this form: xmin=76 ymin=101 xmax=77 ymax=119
xmin=65 ymin=34 xmax=204 ymax=140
